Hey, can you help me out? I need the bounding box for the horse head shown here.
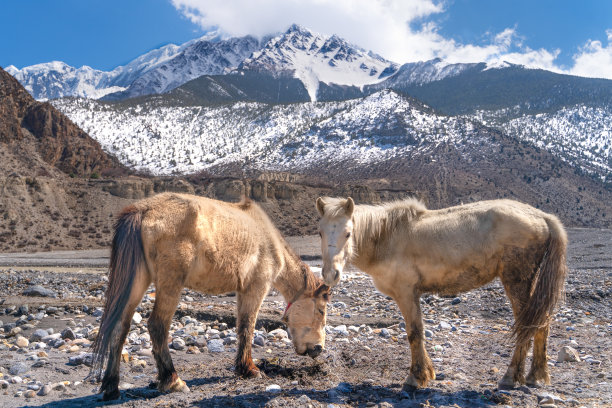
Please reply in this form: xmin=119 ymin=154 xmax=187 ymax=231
xmin=282 ymin=283 xmax=330 ymax=358
xmin=316 ymin=196 xmax=355 ymax=287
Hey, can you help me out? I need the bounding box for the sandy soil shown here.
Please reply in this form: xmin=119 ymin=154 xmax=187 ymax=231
xmin=0 ymin=230 xmax=610 ymax=407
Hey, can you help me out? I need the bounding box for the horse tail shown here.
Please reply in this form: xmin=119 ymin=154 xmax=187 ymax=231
xmin=90 ymin=205 xmax=146 ymax=379
xmin=513 ymin=215 xmax=568 ymax=345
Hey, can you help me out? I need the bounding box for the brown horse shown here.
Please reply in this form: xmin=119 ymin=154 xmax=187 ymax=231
xmin=91 ymin=192 xmax=330 ymax=401
xmin=316 ymin=197 xmax=567 ymax=390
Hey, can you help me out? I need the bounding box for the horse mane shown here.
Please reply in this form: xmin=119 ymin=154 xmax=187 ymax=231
xmin=282 ymin=241 xmax=323 ymax=299
xmin=351 ymin=198 xmax=427 ymax=253
xmin=237 ymin=196 xmax=253 ymax=211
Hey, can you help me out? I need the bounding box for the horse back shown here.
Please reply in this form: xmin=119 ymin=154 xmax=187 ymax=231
xmin=136 ymin=193 xmax=284 ymax=293
xmin=383 ymin=200 xmax=560 ymax=295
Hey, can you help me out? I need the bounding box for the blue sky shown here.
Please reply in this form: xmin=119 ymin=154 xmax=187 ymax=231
xmin=2 ymin=0 xmax=611 ymax=79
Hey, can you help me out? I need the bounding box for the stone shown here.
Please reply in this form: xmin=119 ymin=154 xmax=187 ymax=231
xmin=380 ymin=328 xmax=391 ymax=338
xmin=451 ymin=297 xmax=462 ymax=305
xmin=266 ymin=384 xmax=281 ymax=393
xmin=425 ymin=329 xmax=434 ymax=338
xmin=333 ymin=325 xmax=349 ymax=336
xmin=296 ymin=394 xmax=311 ymax=404
xmin=132 ymin=312 xmax=142 ymax=325
xmin=42 ymin=333 xmax=61 ymax=343
xmin=61 ymin=328 xmax=76 ymax=340
xmin=9 ymin=362 xmax=28 ymax=376
xmin=187 ymin=346 xmax=200 ymax=354
xmin=24 ymin=389 xmax=36 ymax=398
xmin=537 ymin=392 xmax=565 ymax=405
xmin=557 ymin=346 xmax=580 ymax=363
xmin=9 ymin=327 xmax=22 ymax=337
xmin=223 ymin=336 xmax=237 ymax=345
xmin=16 ymin=336 xmax=29 ymax=348
xmin=52 ymin=382 xmax=66 ymax=391
xmin=30 ymin=329 xmax=49 ymax=342
xmin=133 ymin=359 xmax=147 ymax=368
xmin=23 ymin=285 xmax=57 ymax=298
xmin=38 ymin=384 xmax=52 ymax=396
xmin=172 ymin=338 xmax=186 ymax=350
xmin=439 ymin=321 xmax=452 ymax=330
xmin=207 ymin=339 xmax=225 ymax=353
xmin=68 ymin=352 xmax=94 ymax=366
xmin=268 ymin=328 xmax=289 ymax=339
xmin=253 ymin=335 xmax=266 ymax=347
xmin=0 ymin=380 xmax=8 ymax=389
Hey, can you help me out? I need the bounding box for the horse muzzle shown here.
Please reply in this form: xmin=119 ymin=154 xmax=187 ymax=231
xmin=323 ymin=267 xmax=341 ymax=286
xmin=307 ymin=344 xmax=324 ymax=358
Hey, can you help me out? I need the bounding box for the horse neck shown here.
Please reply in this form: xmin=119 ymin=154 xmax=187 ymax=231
xmin=273 ymin=244 xmax=316 ymax=303
xmin=351 ymin=205 xmax=387 ymax=270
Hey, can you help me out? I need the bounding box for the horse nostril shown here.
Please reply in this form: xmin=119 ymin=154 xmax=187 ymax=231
xmin=308 ymin=344 xmax=324 ymax=358
xmin=333 ymin=269 xmax=340 ymax=281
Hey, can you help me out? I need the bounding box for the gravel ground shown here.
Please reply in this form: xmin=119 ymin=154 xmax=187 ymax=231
xmin=0 ymin=229 xmax=610 ymax=408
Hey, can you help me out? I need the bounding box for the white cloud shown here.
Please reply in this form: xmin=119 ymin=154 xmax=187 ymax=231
xmin=171 ymin=0 xmax=612 ymax=80
xmin=570 ymin=29 xmax=612 ymax=80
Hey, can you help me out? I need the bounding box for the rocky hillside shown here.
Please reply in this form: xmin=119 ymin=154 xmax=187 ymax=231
xmin=0 ymin=67 xmax=411 ymax=252
xmin=0 ymin=67 xmax=125 ymax=177
xmin=52 ymin=90 xmax=612 ymax=228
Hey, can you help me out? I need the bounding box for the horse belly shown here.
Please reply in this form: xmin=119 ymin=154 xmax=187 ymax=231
xmin=419 ymin=264 xmax=498 ymax=295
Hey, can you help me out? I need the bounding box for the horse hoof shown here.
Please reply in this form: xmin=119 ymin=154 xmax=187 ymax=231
xmin=526 ymin=372 xmax=550 ymax=387
xmin=102 ymin=388 xmax=120 ymax=401
xmin=403 ymin=373 xmax=427 ymax=390
xmin=497 ymin=375 xmax=517 ymax=390
xmin=244 ymin=367 xmax=262 ymax=379
xmin=169 ymin=378 xmax=190 ymax=393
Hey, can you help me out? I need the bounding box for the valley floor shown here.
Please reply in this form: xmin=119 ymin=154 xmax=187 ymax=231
xmin=0 ymin=230 xmax=609 ymax=407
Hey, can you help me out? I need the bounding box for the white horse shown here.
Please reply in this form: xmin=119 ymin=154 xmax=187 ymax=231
xmin=316 ymin=196 xmax=567 ymax=389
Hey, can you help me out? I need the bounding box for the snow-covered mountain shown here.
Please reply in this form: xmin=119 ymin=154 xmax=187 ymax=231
xmin=6 ymin=24 xmax=542 ymax=104
xmin=52 ymin=85 xmax=612 ymax=184
xmin=370 ymin=58 xmax=478 ymax=90
xmin=5 ymin=61 xmax=122 ymax=100
xmin=240 ymin=24 xmax=398 ymax=101
xmin=5 ymin=42 xmax=187 ymax=100
xmin=105 ymin=35 xmax=262 ymax=100
xmin=5 ymin=33 xmax=259 ymax=100
xmin=471 ymin=105 xmax=612 ymax=180
xmin=48 ymin=90 xmax=510 ymax=175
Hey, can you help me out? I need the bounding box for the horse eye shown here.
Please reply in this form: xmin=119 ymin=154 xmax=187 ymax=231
xmin=345 ymin=232 xmax=351 ymax=238
xmin=318 ymin=231 xmax=322 ymax=237
xmin=318 ymin=309 xmax=325 ymax=315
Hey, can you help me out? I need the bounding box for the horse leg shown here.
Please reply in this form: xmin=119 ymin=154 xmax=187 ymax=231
xmin=235 ymin=282 xmax=270 ymax=378
xmin=148 ymin=286 xmax=189 ymax=394
xmin=499 ymin=278 xmax=533 ymax=388
xmin=100 ymin=269 xmax=150 ymax=401
xmin=396 ymin=289 xmax=435 ymax=389
xmin=526 ymin=324 xmax=551 ymax=386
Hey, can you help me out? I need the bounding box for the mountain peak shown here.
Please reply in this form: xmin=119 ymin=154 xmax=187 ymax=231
xmin=285 ymin=23 xmax=311 ymax=35
xmin=240 ymin=27 xmax=398 ymax=101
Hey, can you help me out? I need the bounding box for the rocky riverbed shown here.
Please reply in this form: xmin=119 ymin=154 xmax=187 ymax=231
xmin=0 ymin=230 xmax=610 ymax=407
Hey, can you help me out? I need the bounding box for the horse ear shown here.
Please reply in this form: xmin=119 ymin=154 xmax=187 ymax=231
xmin=314 ymin=284 xmax=330 ymax=300
xmin=316 ymin=197 xmax=326 ymax=216
xmin=344 ymin=197 xmax=355 ymax=217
